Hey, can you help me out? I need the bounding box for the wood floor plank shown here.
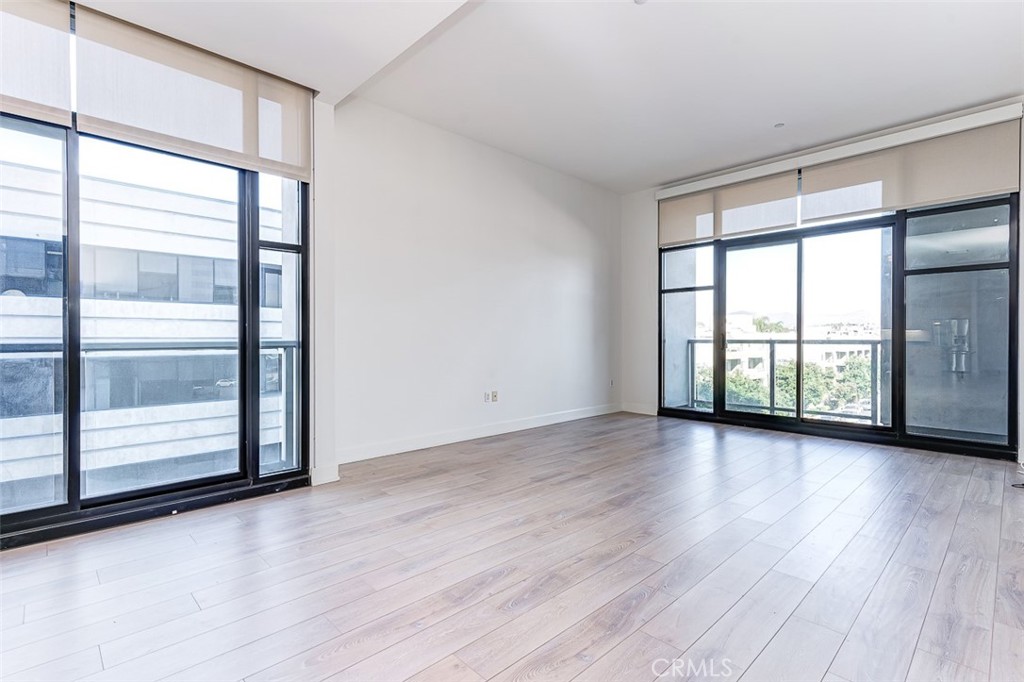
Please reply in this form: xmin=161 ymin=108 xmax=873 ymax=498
xmin=738 ymin=616 xmax=845 ymax=682
xmin=405 ymin=655 xmax=484 ymax=682
xmin=990 ymin=622 xmax=1024 ymax=682
xmin=1 ymin=647 xmax=104 ymax=682
xmin=1002 ymin=474 xmax=1024 ymax=541
xmin=162 ymin=616 xmax=343 ymax=682
xmin=828 ymin=561 xmax=939 ymax=682
xmin=995 ymin=538 xmax=1024 ymax=630
xmin=905 ymin=649 xmax=987 ymax=682
xmin=917 ymin=552 xmax=997 ymax=672
xmin=772 ymin=510 xmax=865 ymax=583
xmin=572 ymin=630 xmax=679 ymax=682
xmin=668 ymin=570 xmax=814 ymax=681
xmin=89 ymin=577 xmax=375 ymax=679
xmin=965 ymin=462 xmax=1005 ymax=506
xmin=0 ymin=415 xmax=1016 ymax=682
xmin=947 ymin=501 xmax=1002 ymax=563
xmin=455 ymin=554 xmax=663 ymax=679
xmin=2 ymin=594 xmax=200 ymax=677
xmin=484 ymin=584 xmax=673 ymax=682
xmin=792 ymin=532 xmax=902 ymax=635
xmin=642 ymin=541 xmax=786 ymax=652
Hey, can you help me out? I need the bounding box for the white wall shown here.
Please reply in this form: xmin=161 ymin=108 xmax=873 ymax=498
xmin=618 ymin=189 xmax=658 ymax=415
xmin=311 ymin=99 xmax=341 ymax=484
xmin=312 ymin=98 xmax=620 ymax=473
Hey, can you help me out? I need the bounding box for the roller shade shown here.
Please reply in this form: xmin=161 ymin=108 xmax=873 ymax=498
xmin=75 ymin=7 xmax=311 ymax=181
xmin=660 ymin=120 xmax=1020 ymax=246
xmin=658 ymin=173 xmax=799 ymax=246
xmin=802 ymin=121 xmax=1020 ymax=223
xmin=714 ymin=172 xmax=798 ymax=236
xmin=0 ymin=0 xmax=71 ymax=126
xmin=659 ymin=191 xmax=714 ymax=246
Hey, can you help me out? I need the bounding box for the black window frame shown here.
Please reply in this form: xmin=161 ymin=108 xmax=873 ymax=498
xmin=658 ymin=195 xmax=1019 ymax=461
xmin=0 ymin=112 xmax=311 ymax=548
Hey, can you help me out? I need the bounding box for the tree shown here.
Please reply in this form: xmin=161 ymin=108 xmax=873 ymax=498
xmin=693 ymin=353 xmax=873 ymax=415
xmin=835 ymin=354 xmax=872 ymax=406
xmin=726 ymin=371 xmax=769 ymax=409
xmin=775 ymin=360 xmax=836 ymax=412
xmin=753 ymin=316 xmax=788 ymax=334
xmin=695 ymin=365 xmax=770 ymax=409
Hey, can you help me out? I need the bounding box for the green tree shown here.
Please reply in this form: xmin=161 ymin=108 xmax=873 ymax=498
xmin=835 ymin=354 xmax=872 ymax=406
xmin=726 ymin=371 xmax=769 ymax=409
xmin=753 ymin=316 xmax=788 ymax=333
xmin=777 ymin=360 xmax=838 ymax=412
xmin=696 ymin=365 xmax=770 ymax=409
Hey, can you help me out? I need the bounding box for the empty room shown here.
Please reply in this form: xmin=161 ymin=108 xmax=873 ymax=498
xmin=1 ymin=1 xmax=1023 ymax=681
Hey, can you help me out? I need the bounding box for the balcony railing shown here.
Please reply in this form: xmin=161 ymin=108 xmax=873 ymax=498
xmin=0 ymin=340 xmax=298 ymax=511
xmin=685 ymin=338 xmax=886 ymax=424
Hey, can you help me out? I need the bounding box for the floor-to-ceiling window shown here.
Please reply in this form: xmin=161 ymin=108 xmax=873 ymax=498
xmin=0 ymin=1 xmax=311 ymax=546
xmin=904 ymin=202 xmax=1013 ymax=444
xmin=0 ymin=118 xmax=67 ymax=514
xmin=658 ymin=196 xmax=1017 ymax=458
xmin=660 ymin=245 xmax=714 ymax=411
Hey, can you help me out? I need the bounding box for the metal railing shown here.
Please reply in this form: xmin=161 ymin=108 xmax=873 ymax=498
xmin=685 ymin=338 xmax=885 ymax=423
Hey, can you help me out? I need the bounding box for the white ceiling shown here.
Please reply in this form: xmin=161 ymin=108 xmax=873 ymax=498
xmin=81 ymin=1 xmax=1023 ymax=194
xmin=80 ymin=0 xmax=467 ymax=104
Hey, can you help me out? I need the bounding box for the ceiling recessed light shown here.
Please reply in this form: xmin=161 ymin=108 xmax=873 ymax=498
xmin=774 ymin=123 xmax=785 ymax=129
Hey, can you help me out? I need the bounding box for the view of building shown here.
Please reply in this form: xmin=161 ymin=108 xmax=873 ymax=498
xmin=0 ymin=125 xmax=300 ymax=512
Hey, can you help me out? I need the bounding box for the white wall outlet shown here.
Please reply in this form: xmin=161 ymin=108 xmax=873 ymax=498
xmin=484 ymin=392 xmax=491 ymax=403
xmin=491 ymin=390 xmax=498 ymax=402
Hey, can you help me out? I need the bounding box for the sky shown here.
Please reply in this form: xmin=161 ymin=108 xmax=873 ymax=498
xmin=725 ymin=228 xmax=888 ymax=332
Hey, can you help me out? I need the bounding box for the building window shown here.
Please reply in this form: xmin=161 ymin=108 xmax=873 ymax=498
xmin=0 ymin=237 xmax=64 ymax=297
xmin=261 ymin=264 xmax=282 ymax=308
xmin=139 ymin=252 xmax=178 ymax=300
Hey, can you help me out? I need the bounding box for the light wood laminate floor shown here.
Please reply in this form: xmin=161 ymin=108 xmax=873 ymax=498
xmin=2 ymin=414 xmax=1023 ymax=682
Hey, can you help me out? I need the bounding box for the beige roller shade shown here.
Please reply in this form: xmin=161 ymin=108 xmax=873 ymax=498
xmin=659 ymin=191 xmax=714 ymax=246
xmin=0 ymin=0 xmax=71 ymax=126
xmin=75 ymin=6 xmax=312 ymax=181
xmin=715 ymin=172 xmax=798 ymax=236
xmin=257 ymin=74 xmax=312 ymax=180
xmin=802 ymin=121 xmax=1020 ymax=223
xmin=801 ymin=147 xmax=903 ymax=222
xmin=902 ymin=122 xmax=1020 ymax=206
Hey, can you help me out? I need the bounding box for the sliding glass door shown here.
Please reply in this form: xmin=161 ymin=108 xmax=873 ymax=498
xmin=660 ymin=198 xmax=1016 ymax=456
xmin=723 ymin=241 xmax=798 ymax=416
xmin=801 ymin=227 xmax=893 ymax=426
xmin=718 ymin=228 xmax=894 ymax=424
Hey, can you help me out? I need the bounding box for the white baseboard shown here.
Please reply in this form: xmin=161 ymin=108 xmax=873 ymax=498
xmin=310 ymin=465 xmax=340 ymax=486
xmin=333 ymin=404 xmax=619 ymax=466
xmin=620 ymin=401 xmax=658 ymax=416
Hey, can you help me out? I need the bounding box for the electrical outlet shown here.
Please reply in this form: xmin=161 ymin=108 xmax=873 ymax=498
xmin=484 ymin=392 xmax=490 ymax=403
xmin=491 ymin=390 xmax=498 ymax=402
